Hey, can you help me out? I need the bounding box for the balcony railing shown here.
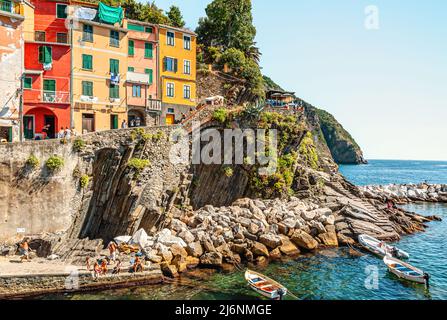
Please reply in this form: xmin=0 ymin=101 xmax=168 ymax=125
xmin=147 ymin=98 xmax=162 ymax=112
xmin=24 ymin=89 xmax=70 ymax=104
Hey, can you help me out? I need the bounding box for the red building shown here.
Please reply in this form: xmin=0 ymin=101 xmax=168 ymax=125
xmin=23 ymin=0 xmax=71 ymax=139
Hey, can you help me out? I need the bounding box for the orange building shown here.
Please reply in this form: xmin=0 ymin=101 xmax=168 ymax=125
xmin=126 ymin=20 xmax=161 ymax=127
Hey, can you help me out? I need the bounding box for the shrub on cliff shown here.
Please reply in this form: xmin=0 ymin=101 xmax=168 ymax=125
xmin=73 ymin=138 xmax=86 ymax=152
xmin=26 ymin=155 xmax=40 ymax=169
xmin=45 ymin=156 xmax=65 ymax=173
xmin=127 ymin=158 xmax=150 ymax=178
xmin=80 ymin=175 xmax=90 ymax=189
xmin=299 ymin=132 xmax=319 ymax=170
xmin=212 ymin=108 xmax=229 ymax=123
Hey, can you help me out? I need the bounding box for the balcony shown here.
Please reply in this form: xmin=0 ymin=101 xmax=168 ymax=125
xmin=147 ymin=98 xmax=161 ymax=112
xmin=24 ymin=89 xmax=70 ymax=104
xmin=127 ymin=71 xmax=150 ymax=85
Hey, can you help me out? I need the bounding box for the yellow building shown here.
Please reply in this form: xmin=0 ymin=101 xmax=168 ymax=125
xmin=69 ymin=4 xmax=128 ymax=133
xmin=158 ymin=25 xmax=196 ymax=125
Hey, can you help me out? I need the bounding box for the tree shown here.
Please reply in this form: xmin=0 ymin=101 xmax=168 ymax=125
xmin=167 ymin=5 xmax=185 ymax=28
xmin=196 ymin=0 xmax=256 ymax=52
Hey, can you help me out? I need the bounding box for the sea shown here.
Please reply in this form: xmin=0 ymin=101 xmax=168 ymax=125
xmin=39 ymin=160 xmax=447 ymax=300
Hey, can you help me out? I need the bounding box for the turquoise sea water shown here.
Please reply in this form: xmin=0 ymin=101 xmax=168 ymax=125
xmin=39 ymin=161 xmax=447 ymax=300
xmin=339 ymin=159 xmax=447 ymax=186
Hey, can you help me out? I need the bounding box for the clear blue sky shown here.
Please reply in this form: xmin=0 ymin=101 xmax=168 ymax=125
xmin=155 ymin=0 xmax=447 ymax=161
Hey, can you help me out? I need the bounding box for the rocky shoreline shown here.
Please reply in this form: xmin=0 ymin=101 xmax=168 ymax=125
xmin=359 ymin=183 xmax=447 ymax=203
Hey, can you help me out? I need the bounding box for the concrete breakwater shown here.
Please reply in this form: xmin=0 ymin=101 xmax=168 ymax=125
xmin=359 ymin=184 xmax=447 ymax=203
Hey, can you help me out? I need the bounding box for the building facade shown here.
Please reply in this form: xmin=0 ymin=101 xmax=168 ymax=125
xmin=158 ymin=25 xmax=196 ymax=125
xmin=126 ymin=20 xmax=161 ymax=127
xmin=22 ymin=0 xmax=71 ymax=139
xmin=70 ymin=2 xmax=128 ymax=133
xmin=0 ymin=0 xmax=27 ymax=142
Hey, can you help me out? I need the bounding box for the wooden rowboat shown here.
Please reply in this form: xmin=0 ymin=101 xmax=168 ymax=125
xmin=358 ymin=234 xmax=409 ymax=259
xmin=245 ymin=269 xmax=288 ymax=300
xmin=383 ymin=255 xmax=429 ymax=286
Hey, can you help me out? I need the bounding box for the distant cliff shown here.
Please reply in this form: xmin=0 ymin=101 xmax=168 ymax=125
xmin=308 ymin=107 xmax=367 ymax=165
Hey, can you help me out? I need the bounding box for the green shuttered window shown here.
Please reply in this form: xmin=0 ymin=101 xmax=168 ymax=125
xmin=145 ymin=69 xmax=153 ymax=84
xmin=110 ymin=30 xmax=119 ymax=47
xmin=128 ymin=40 xmax=134 ymax=56
xmin=82 ymin=54 xmax=93 ymax=70
xmin=24 ymin=77 xmax=32 ymax=89
xmin=109 ymin=84 xmax=119 ymax=99
xmin=43 ymin=79 xmax=56 ymax=92
xmin=82 ymin=81 xmax=93 ymax=96
xmin=110 ymin=59 xmax=119 ymax=74
xmin=56 ymin=4 xmax=67 ymax=19
xmin=38 ymin=46 xmax=52 ymax=64
xmin=144 ymin=42 xmax=153 ymax=58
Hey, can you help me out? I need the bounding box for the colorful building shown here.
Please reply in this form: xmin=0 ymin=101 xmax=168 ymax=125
xmin=158 ymin=24 xmax=196 ymax=125
xmin=126 ymin=19 xmax=161 ymax=127
xmin=22 ymin=0 xmax=71 ymax=139
xmin=69 ymin=2 xmax=127 ymax=133
xmin=0 ymin=0 xmax=28 ymax=142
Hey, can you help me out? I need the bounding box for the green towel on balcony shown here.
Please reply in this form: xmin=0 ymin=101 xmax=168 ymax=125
xmin=97 ymin=2 xmax=123 ymax=25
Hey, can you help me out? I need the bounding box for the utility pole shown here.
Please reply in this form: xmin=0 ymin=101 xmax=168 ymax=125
xmin=18 ymin=74 xmax=24 ymax=142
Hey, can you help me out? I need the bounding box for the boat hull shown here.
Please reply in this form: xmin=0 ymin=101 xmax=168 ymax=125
xmin=383 ymin=256 xmax=426 ymax=285
xmin=358 ymin=234 xmax=409 ymax=259
xmin=245 ymin=270 xmax=288 ymax=300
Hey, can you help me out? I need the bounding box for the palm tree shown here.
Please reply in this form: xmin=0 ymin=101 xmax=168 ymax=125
xmin=245 ymin=43 xmax=262 ymax=65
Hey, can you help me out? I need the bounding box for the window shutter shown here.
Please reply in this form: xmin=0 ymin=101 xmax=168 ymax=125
xmin=149 ymin=69 xmax=153 ymax=84
xmin=43 ymin=79 xmax=55 ymax=92
xmin=163 ymin=57 xmax=167 ymax=72
xmin=38 ymin=47 xmax=43 ymax=63
xmin=43 ymin=46 xmax=52 ymax=64
xmin=174 ymin=59 xmax=178 ymax=73
xmin=128 ymin=40 xmax=134 ymax=56
xmin=145 ymin=43 xmax=153 ymax=58
xmin=24 ymin=77 xmax=32 ymax=89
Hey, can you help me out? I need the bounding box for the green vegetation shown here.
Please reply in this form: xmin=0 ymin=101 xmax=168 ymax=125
xmin=212 ymin=108 xmax=229 ymax=123
xmin=73 ymin=138 xmax=86 ymax=152
xmin=222 ymin=166 xmax=234 ymax=178
xmin=196 ymin=0 xmax=264 ymax=102
xmin=127 ymin=158 xmax=150 ymax=178
xmin=26 ymin=155 xmax=39 ymax=169
xmin=263 ymin=75 xmax=284 ymax=91
xmin=298 ymin=132 xmax=319 ymax=170
xmin=45 ymin=156 xmax=65 ymax=172
xmin=166 ymin=5 xmax=185 ymax=28
xmin=80 ymin=175 xmax=90 ymax=189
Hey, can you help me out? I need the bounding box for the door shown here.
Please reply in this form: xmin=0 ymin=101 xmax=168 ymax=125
xmin=44 ymin=115 xmax=55 ymax=139
xmin=23 ymin=115 xmax=34 ymax=140
xmin=110 ymin=114 xmax=118 ymax=129
xmin=166 ymin=114 xmax=175 ymax=125
xmin=82 ymin=114 xmax=94 ymax=133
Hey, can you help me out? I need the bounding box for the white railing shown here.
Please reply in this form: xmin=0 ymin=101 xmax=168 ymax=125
xmin=147 ymin=98 xmax=162 ymax=112
xmin=43 ymin=91 xmax=70 ymax=104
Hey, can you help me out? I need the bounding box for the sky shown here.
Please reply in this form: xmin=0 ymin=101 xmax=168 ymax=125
xmin=154 ymin=0 xmax=447 ymax=161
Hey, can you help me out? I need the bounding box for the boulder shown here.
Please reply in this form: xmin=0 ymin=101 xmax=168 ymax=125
xmin=279 ymin=236 xmax=300 ymax=256
xmin=251 ymin=242 xmax=269 ymax=257
xmin=161 ymin=263 xmax=179 ymax=278
xmin=178 ymin=230 xmax=195 ymax=244
xmin=157 ymin=229 xmax=187 ymax=247
xmin=202 ymin=239 xmax=216 ymax=253
xmin=186 ymin=241 xmax=203 ymax=258
xmin=255 ymin=256 xmax=269 ymax=268
xmin=200 ymin=252 xmax=223 ymax=267
xmin=302 ymin=210 xmax=317 ymax=221
xmin=317 ymin=232 xmax=339 ymax=247
xmin=172 ymin=256 xmax=187 ymax=273
xmin=147 ymin=253 xmax=163 ymax=264
xmin=185 ymin=256 xmax=200 ymax=268
xmin=259 ymin=233 xmax=283 ymax=249
xmin=269 ymin=248 xmax=282 ymax=260
xmin=231 ymin=243 xmax=247 ymax=254
xmin=248 ymin=223 xmax=260 ymax=234
xmin=170 ymin=243 xmax=188 ymax=258
xmin=291 ymin=231 xmax=319 ymax=250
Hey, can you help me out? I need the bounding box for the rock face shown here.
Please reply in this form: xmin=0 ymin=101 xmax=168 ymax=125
xmin=291 ymin=231 xmax=319 ymax=250
xmin=306 ymin=106 xmax=367 ymax=164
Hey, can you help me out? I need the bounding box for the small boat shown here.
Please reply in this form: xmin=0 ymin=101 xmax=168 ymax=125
xmin=383 ymin=255 xmax=430 ymax=286
xmin=245 ymin=269 xmax=288 ymax=300
xmin=358 ymin=234 xmax=409 ymax=259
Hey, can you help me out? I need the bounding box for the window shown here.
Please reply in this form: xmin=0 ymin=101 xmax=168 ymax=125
xmin=184 ymin=60 xmax=191 ymax=75
xmin=132 ymin=85 xmax=141 ymax=97
xmin=82 ymin=25 xmax=93 ymax=42
xmin=128 ymin=40 xmax=134 ymax=56
xmin=144 ymin=42 xmax=153 ymax=59
xmin=183 ymin=85 xmax=191 ymax=99
xmin=56 ymin=3 xmax=67 ymax=19
xmin=43 ymin=79 xmax=56 ymax=92
xmin=167 ymin=108 xmax=175 ymax=113
xmin=110 ymin=30 xmax=119 ymax=47
xmin=24 ymin=77 xmax=32 ymax=89
xmin=128 ymin=66 xmax=134 ymax=72
xmin=56 ymin=33 xmax=68 ymax=44
xmin=110 ymin=115 xmax=118 ymax=129
xmin=183 ymin=35 xmax=191 ymax=50
xmin=82 ymin=54 xmax=93 ymax=70
xmin=166 ymin=83 xmax=174 ymax=97
xmin=38 ymin=46 xmax=52 ymax=64
xmin=167 ymin=31 xmax=175 ymax=46
xmin=145 ymin=69 xmax=153 ymax=84
xmin=109 ymin=59 xmax=119 ymax=74
xmin=82 ymin=81 xmax=93 ymax=97
xmin=145 ymin=27 xmax=153 ymax=33
xmin=163 ymin=57 xmax=178 ymax=72
xmin=34 ymin=31 xmax=46 ymax=42
xmin=109 ymin=84 xmax=119 ymax=99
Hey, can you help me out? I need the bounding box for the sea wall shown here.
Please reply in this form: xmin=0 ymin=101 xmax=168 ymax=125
xmin=0 ymin=269 xmax=163 ymax=299
xmin=360 ymin=184 xmax=447 ymax=203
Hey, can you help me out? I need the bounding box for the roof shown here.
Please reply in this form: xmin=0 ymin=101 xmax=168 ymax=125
xmin=79 ymin=19 xmax=128 ymax=33
xmin=126 ymin=19 xmax=157 ymax=28
xmin=158 ymin=24 xmax=197 ymax=36
xmin=267 ymin=89 xmax=295 ymax=96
